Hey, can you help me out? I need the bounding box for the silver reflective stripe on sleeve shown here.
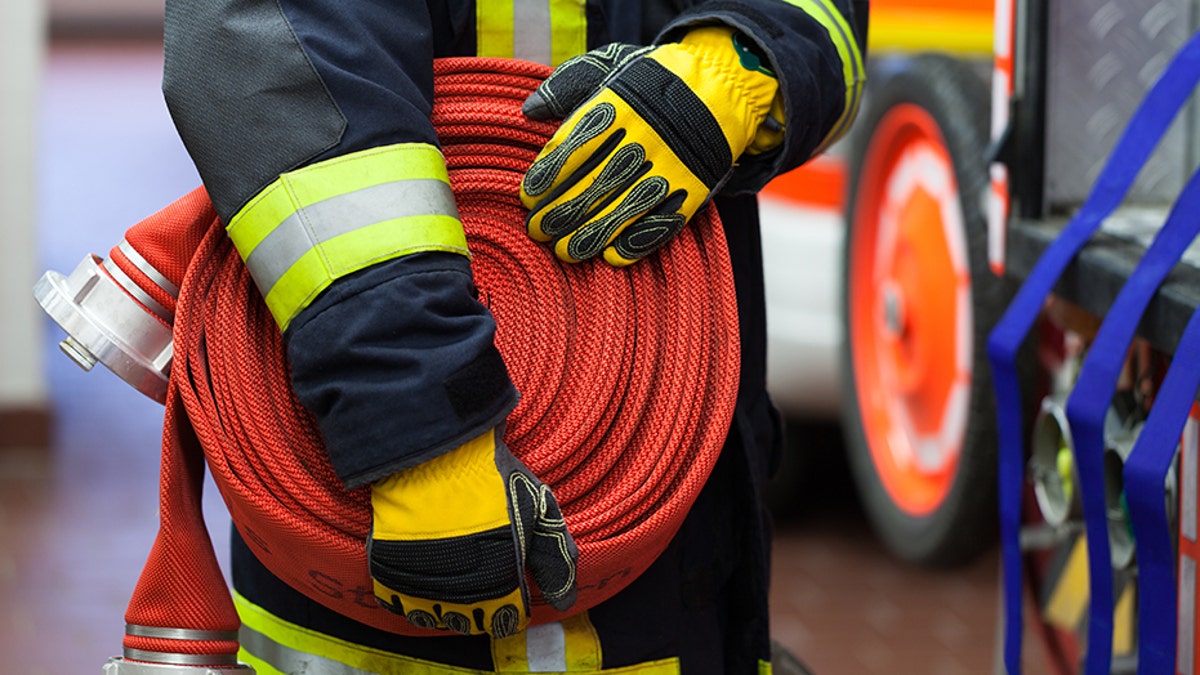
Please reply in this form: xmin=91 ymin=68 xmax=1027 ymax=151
xmin=240 ymin=178 xmax=458 ymax=298
xmin=513 ymin=0 xmax=553 ymax=65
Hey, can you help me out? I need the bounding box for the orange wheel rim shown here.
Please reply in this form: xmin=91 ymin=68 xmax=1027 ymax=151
xmin=849 ymin=103 xmax=972 ymax=516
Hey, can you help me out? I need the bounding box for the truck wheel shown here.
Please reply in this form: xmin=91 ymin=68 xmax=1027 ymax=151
xmin=840 ymin=53 xmax=1001 ymax=567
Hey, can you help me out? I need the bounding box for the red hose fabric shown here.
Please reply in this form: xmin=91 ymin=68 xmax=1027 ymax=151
xmin=130 ymin=57 xmax=740 ymax=644
xmin=109 ymin=185 xmax=214 ymax=317
xmin=123 ymin=386 xmax=241 ymax=660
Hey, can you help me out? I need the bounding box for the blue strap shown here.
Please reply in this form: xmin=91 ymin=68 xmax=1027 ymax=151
xmin=986 ymin=30 xmax=1200 ymax=675
xmin=1125 ymin=321 xmax=1200 ymax=673
xmin=1124 ymin=308 xmax=1200 ymax=673
xmin=1066 ymin=163 xmax=1200 ymax=675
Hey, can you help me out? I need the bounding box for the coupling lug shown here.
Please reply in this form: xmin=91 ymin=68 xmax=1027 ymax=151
xmin=33 ymin=254 xmax=172 ymax=403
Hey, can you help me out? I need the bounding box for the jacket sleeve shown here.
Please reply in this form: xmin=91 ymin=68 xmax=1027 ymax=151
xmin=163 ymin=0 xmax=518 ymax=488
xmin=655 ymin=0 xmax=868 ymax=194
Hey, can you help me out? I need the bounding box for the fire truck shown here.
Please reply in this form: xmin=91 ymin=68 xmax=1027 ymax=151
xmin=760 ymin=0 xmax=999 ymax=568
xmin=758 ymin=0 xmax=1200 ymax=671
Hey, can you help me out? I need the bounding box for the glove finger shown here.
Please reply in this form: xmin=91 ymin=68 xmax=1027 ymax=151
xmin=493 ymin=442 xmax=579 ymax=613
xmin=554 ymin=174 xmax=670 ymax=263
xmin=523 ymin=43 xmax=651 ymax=119
xmin=603 ymin=190 xmax=690 ymax=266
xmin=377 ymin=587 xmax=529 ymax=638
xmin=532 ymin=139 xmax=647 ymax=242
xmin=526 ymin=488 xmax=579 ymax=612
xmin=522 ymin=103 xmax=619 ymax=209
xmin=371 ymin=591 xmax=478 ymax=637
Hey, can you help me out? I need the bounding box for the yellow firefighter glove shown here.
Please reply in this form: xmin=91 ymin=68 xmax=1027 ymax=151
xmin=368 ymin=427 xmax=578 ymax=638
xmin=520 ymin=26 xmax=782 ymax=266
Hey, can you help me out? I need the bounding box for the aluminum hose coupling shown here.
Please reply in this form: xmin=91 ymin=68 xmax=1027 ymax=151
xmin=33 ymin=248 xmax=173 ymax=404
xmin=102 ymin=658 xmax=254 ymax=675
xmin=103 ymin=625 xmax=254 ymax=674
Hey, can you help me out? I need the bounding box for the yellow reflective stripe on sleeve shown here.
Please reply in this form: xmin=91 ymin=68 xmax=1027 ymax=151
xmin=478 ymin=2 xmax=516 ymax=60
xmin=478 ymin=1 xmax=587 ymax=66
xmin=548 ymin=0 xmax=588 ymax=67
xmin=226 ymin=143 xmax=468 ymax=330
xmin=779 ymin=0 xmax=866 ymax=154
xmin=235 ymin=592 xmax=491 ymax=674
xmin=759 ymin=658 xmax=773 ymax=674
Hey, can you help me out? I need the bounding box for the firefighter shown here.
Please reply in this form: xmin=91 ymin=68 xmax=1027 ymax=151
xmin=160 ymin=1 xmax=867 ymax=672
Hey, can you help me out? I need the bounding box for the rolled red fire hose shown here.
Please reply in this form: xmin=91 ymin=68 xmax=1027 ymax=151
xmin=116 ymin=58 xmax=740 ymax=662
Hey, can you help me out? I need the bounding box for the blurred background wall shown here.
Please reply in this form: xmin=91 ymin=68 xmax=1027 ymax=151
xmin=49 ymin=0 xmax=162 ymax=35
xmin=0 ymin=1 xmax=163 ymax=449
xmin=0 ymin=1 xmax=48 ymax=447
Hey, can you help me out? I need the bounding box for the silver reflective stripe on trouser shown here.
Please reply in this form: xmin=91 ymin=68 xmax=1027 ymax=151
xmin=239 ymin=626 xmax=575 ymax=674
xmin=235 ymin=590 xmax=685 ymax=674
xmin=240 ymin=624 xmax=376 ymax=675
xmin=235 ymin=591 xmax=494 ymax=674
xmin=524 ymin=622 xmax=568 ymax=671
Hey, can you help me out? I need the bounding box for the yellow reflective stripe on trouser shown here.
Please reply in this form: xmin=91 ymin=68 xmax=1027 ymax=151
xmin=780 ymin=0 xmax=865 ymax=154
xmin=492 ymin=614 xmax=679 ymax=672
xmin=236 ymin=592 xmax=490 ymax=674
xmin=226 ymin=143 xmax=468 ymax=330
xmin=235 ymin=592 xmax=682 ymax=674
xmin=477 ymin=0 xmax=588 ymax=67
xmin=492 ymin=613 xmax=610 ymax=671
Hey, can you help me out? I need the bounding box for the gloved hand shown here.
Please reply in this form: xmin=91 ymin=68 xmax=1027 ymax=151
xmin=368 ymin=427 xmax=578 ymax=638
xmin=520 ymin=26 xmax=783 ymax=266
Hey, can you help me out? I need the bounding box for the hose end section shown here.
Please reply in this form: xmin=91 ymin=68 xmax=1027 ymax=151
xmin=34 ymin=253 xmax=173 ymax=403
xmin=35 ymin=186 xmax=216 ymax=404
xmin=104 ymin=648 xmax=253 ymax=673
xmin=117 ymin=625 xmax=246 ymax=672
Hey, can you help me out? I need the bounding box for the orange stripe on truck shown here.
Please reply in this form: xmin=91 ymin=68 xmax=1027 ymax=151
xmin=761 ymin=155 xmax=848 ymax=211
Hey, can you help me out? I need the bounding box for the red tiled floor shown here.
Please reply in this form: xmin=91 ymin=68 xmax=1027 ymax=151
xmin=765 ymin=423 xmax=1055 ymax=674
xmin=4 ymin=37 xmax=1063 ymax=674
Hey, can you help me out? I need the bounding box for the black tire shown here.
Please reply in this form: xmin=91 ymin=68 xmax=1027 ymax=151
xmin=839 ymin=53 xmax=1003 ymax=567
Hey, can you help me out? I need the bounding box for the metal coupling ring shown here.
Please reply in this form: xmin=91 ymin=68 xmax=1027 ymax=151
xmin=34 ymin=253 xmax=173 ymax=403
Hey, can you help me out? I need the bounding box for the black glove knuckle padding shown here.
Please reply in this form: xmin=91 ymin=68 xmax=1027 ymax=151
xmin=524 ymin=103 xmax=617 ymax=200
xmin=565 ymin=176 xmax=670 ymax=261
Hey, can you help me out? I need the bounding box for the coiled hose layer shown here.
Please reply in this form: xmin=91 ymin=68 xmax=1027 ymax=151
xmin=117 ymin=58 xmax=739 ymax=661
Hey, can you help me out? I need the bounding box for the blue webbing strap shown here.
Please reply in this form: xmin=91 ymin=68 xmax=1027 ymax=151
xmin=1124 ymin=304 xmax=1200 ymax=672
xmin=986 ymin=30 xmax=1200 ymax=675
xmin=1065 ymin=164 xmax=1200 ymax=675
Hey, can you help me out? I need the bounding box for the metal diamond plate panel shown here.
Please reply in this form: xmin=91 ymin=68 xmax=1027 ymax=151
xmin=1044 ymin=0 xmax=1198 ymax=210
